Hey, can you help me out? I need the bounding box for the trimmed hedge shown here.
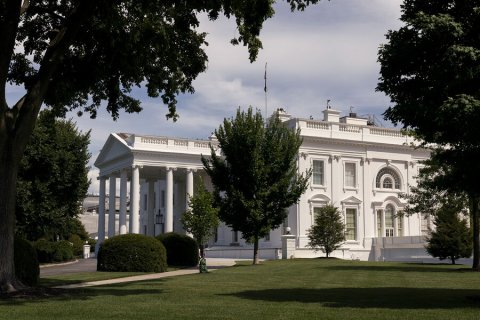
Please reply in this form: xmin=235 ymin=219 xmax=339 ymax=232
xmin=156 ymin=233 xmax=199 ymax=267
xmin=34 ymin=239 xmax=74 ymax=263
xmin=53 ymin=240 xmax=74 ymax=262
xmin=97 ymin=234 xmax=167 ymax=272
xmin=14 ymin=238 xmax=39 ymax=286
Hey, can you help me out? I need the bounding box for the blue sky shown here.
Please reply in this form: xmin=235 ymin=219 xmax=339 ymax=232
xmin=6 ymin=0 xmax=404 ymax=194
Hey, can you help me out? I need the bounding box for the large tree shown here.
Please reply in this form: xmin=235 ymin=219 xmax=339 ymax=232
xmin=0 ymin=0 xmax=322 ymax=291
xmin=203 ymin=108 xmax=310 ymax=264
xmin=377 ymin=0 xmax=480 ymax=270
xmin=15 ymin=110 xmax=90 ymax=241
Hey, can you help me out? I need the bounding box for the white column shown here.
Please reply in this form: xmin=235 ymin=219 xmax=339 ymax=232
xmin=95 ymin=176 xmax=107 ymax=254
xmin=186 ymin=169 xmax=194 ymax=210
xmin=119 ymin=169 xmax=128 ymax=235
xmin=147 ymin=179 xmax=155 ymax=236
xmin=165 ymin=167 xmax=174 ymax=233
xmin=131 ymin=165 xmax=140 ymax=234
xmin=108 ymin=175 xmax=116 ymax=238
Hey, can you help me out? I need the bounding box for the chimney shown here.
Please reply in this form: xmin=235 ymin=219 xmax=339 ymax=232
xmin=323 ymin=108 xmax=341 ymax=123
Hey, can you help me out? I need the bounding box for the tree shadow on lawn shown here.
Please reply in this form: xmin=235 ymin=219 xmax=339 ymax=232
xmin=0 ymin=280 xmax=166 ymax=306
xmin=221 ymin=287 xmax=480 ymax=309
xmin=322 ymin=263 xmax=471 ymax=273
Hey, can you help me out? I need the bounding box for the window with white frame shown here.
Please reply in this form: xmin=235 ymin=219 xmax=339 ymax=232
xmin=345 ymin=208 xmax=357 ymax=240
xmin=385 ymin=204 xmax=395 ymax=237
xmin=376 ymin=167 xmax=401 ymax=189
xmin=312 ymin=160 xmax=324 ymax=186
xmin=421 ymin=213 xmax=430 ymax=236
xmin=345 ymin=162 xmax=356 ymax=188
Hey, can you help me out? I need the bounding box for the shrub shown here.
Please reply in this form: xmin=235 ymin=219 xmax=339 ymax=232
xmin=14 ymin=238 xmax=39 ymax=286
xmin=68 ymin=234 xmax=84 ymax=256
xmin=87 ymin=237 xmax=97 ymax=253
xmin=52 ymin=240 xmax=74 ymax=262
xmin=97 ymin=234 xmax=167 ymax=272
xmin=34 ymin=239 xmax=54 ymax=263
xmin=156 ymin=233 xmax=199 ymax=267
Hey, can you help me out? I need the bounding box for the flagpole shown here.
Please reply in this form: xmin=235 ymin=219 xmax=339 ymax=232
xmin=264 ymin=62 xmax=268 ymax=121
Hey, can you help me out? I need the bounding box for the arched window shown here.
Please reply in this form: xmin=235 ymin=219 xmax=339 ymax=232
xmin=376 ymin=167 xmax=401 ymax=189
xmin=383 ymin=177 xmax=393 ymax=189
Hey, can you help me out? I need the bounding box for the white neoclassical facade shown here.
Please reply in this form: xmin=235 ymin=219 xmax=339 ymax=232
xmin=94 ymin=108 xmax=433 ymax=261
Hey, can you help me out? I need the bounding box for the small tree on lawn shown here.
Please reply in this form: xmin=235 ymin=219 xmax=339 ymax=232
xmin=307 ymin=204 xmax=345 ymax=258
xmin=426 ymin=205 xmax=472 ymax=265
xmin=181 ymin=179 xmax=219 ymax=258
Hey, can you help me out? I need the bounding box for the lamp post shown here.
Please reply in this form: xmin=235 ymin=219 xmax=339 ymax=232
xmin=155 ymin=209 xmax=164 ymax=235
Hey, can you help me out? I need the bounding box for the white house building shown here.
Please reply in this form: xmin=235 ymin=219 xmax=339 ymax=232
xmin=94 ymin=107 xmax=433 ymax=261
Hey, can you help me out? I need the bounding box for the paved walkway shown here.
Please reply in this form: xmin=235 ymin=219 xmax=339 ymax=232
xmin=41 ymin=258 xmax=238 ymax=289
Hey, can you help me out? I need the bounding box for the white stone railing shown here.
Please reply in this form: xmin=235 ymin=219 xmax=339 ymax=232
xmin=298 ymin=119 xmax=410 ymax=145
xmin=134 ymin=135 xmax=215 ymax=150
xmin=140 ymin=137 xmax=168 ymax=145
xmin=339 ymin=124 xmax=361 ymax=133
xmin=306 ymin=121 xmax=330 ymax=130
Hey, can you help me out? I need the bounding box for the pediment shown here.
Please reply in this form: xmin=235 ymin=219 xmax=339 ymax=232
xmin=308 ymin=194 xmax=331 ymax=204
xmin=94 ymin=133 xmax=132 ymax=168
xmin=341 ymin=196 xmax=362 ymax=205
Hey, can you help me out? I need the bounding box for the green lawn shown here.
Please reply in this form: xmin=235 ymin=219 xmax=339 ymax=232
xmin=2 ymin=259 xmax=479 ymax=320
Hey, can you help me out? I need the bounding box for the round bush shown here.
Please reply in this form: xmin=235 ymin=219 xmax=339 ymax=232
xmin=34 ymin=239 xmax=54 ymax=263
xmin=52 ymin=240 xmax=74 ymax=262
xmin=97 ymin=234 xmax=167 ymax=272
xmin=14 ymin=238 xmax=39 ymax=286
xmin=68 ymin=234 xmax=84 ymax=256
xmin=156 ymin=233 xmax=199 ymax=267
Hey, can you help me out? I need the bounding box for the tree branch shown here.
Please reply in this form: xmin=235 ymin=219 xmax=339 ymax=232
xmin=11 ymin=1 xmax=96 ymax=155
xmin=0 ymin=0 xmax=22 ymax=114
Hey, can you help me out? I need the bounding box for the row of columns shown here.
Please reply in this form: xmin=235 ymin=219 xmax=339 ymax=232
xmin=95 ymin=166 xmax=196 ymax=253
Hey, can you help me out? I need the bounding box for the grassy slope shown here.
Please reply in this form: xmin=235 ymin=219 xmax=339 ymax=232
xmin=2 ymin=259 xmax=479 ymax=320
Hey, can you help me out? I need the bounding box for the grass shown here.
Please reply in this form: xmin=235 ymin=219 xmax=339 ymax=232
xmin=39 ymin=271 xmax=148 ymax=287
xmin=1 ymin=259 xmax=479 ymax=320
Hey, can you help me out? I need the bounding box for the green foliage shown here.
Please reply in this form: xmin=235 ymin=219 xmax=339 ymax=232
xmin=68 ymin=234 xmax=84 ymax=257
xmin=156 ymin=233 xmax=199 ymax=267
xmin=97 ymin=234 xmax=167 ymax=272
xmin=203 ymin=108 xmax=310 ymax=263
xmin=34 ymin=239 xmax=54 ymax=263
xmin=377 ymin=0 xmax=480 ymax=270
xmin=15 ymin=110 xmax=90 ymax=241
xmin=34 ymin=239 xmax=74 ymax=263
xmin=426 ymin=207 xmax=472 ymax=265
xmin=14 ymin=238 xmax=39 ymax=286
xmin=6 ymin=1 xmax=321 ymax=120
xmin=52 ymin=240 xmax=74 ymax=262
xmin=181 ymin=178 xmax=219 ymax=258
xmin=307 ymin=204 xmax=345 ymax=257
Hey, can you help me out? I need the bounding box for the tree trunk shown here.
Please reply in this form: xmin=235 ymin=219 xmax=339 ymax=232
xmin=326 ymin=251 xmax=329 ymax=258
xmin=470 ymin=194 xmax=480 ymax=271
xmin=451 ymin=258 xmax=455 ymax=265
xmin=199 ymin=244 xmax=205 ymax=259
xmin=253 ymin=236 xmax=259 ymax=265
xmin=0 ymin=136 xmax=24 ymax=292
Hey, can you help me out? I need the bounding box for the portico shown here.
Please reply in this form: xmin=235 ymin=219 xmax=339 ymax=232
xmin=94 ymin=133 xmax=216 ymax=253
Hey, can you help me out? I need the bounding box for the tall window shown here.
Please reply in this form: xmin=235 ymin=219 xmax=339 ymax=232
xmin=385 ymin=205 xmax=395 ymax=237
xmin=376 ymin=210 xmax=382 ymax=237
xmin=345 ymin=208 xmax=357 ymax=240
xmin=312 ymin=160 xmax=324 ymax=185
xmin=397 ymin=215 xmax=403 ymax=236
xmin=345 ymin=163 xmax=356 ymax=187
xmin=421 ymin=213 xmax=430 ymax=236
